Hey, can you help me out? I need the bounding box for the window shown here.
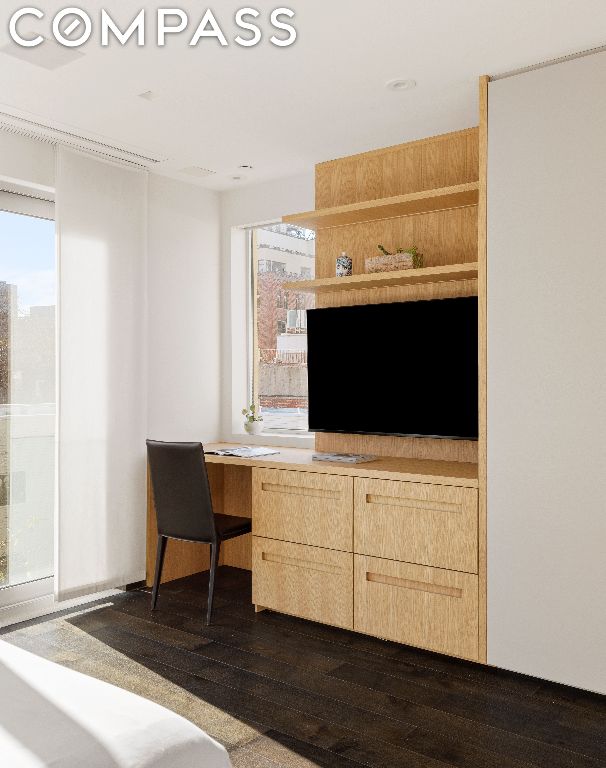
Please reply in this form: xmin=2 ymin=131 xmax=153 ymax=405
xmin=251 ymin=222 xmax=315 ymax=432
xmin=0 ymin=200 xmax=55 ymax=603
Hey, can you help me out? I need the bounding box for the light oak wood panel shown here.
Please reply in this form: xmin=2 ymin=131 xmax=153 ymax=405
xmin=354 ymin=554 xmax=479 ymax=660
xmin=220 ymin=464 xmax=253 ymax=571
xmin=253 ymin=537 xmax=353 ymax=629
xmin=354 ymin=478 xmax=478 ymax=572
xmin=205 ymin=444 xmax=479 ymax=487
xmin=284 ymin=183 xmax=478 ymax=231
xmin=314 ymin=433 xmax=478 ymax=464
xmin=146 ymin=464 xmax=223 ymax=586
xmin=477 ymin=75 xmax=489 ymax=663
xmin=314 ymin=206 xmax=478 ymax=279
xmin=315 ymin=279 xmax=478 ymax=309
xmin=315 ymin=128 xmax=479 ymax=208
xmin=312 ymin=204 xmax=477 ymax=465
xmin=284 ymin=262 xmax=478 ymax=295
xmin=252 ymin=467 xmax=353 ymax=551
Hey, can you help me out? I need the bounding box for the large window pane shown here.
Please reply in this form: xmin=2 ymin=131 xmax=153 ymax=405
xmin=252 ymin=223 xmax=315 ymax=433
xmin=0 ymin=209 xmax=55 ymax=589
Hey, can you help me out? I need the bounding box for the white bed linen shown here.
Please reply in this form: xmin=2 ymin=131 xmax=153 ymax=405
xmin=0 ymin=639 xmax=232 ymax=768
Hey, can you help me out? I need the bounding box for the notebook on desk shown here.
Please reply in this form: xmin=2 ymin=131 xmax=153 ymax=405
xmin=205 ymin=446 xmax=280 ymax=458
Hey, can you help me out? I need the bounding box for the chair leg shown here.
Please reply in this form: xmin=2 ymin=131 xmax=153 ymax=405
xmin=206 ymin=540 xmax=221 ymax=625
xmin=151 ymin=535 xmax=167 ymax=611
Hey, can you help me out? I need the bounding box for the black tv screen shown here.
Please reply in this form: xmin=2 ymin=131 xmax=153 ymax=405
xmin=306 ymin=297 xmax=478 ymax=440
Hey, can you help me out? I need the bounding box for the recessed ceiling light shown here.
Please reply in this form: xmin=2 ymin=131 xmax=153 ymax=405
xmin=385 ymin=78 xmax=417 ymax=92
xmin=238 ymin=164 xmax=253 ymax=170
xmin=138 ymin=90 xmax=161 ymax=102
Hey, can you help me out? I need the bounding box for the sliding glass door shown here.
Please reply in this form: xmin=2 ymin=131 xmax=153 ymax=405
xmin=0 ymin=198 xmax=55 ymax=611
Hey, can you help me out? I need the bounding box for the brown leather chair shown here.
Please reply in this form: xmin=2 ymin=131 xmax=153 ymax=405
xmin=146 ymin=440 xmax=251 ymax=624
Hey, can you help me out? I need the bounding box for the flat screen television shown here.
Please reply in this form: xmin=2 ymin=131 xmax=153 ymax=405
xmin=306 ymin=297 xmax=478 ymax=440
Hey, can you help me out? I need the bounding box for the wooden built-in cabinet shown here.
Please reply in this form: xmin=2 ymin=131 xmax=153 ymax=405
xmin=354 ymin=478 xmax=478 ymax=573
xmin=252 ymin=537 xmax=353 ymax=630
xmin=148 ymin=84 xmax=488 ymax=664
xmin=354 ymin=555 xmax=479 ymax=660
xmin=252 ymin=466 xmax=479 ymax=660
xmin=252 ymin=467 xmax=353 ymax=551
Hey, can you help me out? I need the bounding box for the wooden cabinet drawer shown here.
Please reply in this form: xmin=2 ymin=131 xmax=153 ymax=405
xmin=253 ymin=468 xmax=353 ymax=551
xmin=354 ymin=478 xmax=478 ymax=572
xmin=253 ymin=537 xmax=353 ymax=629
xmin=354 ymin=555 xmax=478 ymax=660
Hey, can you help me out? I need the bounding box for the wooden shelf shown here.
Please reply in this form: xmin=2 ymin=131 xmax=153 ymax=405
xmin=283 ymin=262 xmax=478 ymax=295
xmin=283 ymin=182 xmax=479 ymax=230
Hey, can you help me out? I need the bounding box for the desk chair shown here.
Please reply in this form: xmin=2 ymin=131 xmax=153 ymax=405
xmin=146 ymin=440 xmax=252 ymax=625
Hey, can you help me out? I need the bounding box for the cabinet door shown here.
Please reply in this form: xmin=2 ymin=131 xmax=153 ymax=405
xmin=252 ymin=468 xmax=353 ymax=551
xmin=487 ymin=53 xmax=606 ymax=692
xmin=354 ymin=555 xmax=478 ymax=660
xmin=354 ymin=478 xmax=478 ymax=572
xmin=253 ymin=537 xmax=353 ymax=629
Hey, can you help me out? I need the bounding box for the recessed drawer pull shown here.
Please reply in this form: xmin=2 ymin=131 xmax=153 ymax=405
xmin=366 ymin=571 xmax=462 ymax=599
xmin=262 ymin=551 xmax=343 ymax=575
xmin=365 ymin=494 xmax=460 ymax=514
xmin=262 ymin=482 xmax=339 ymax=500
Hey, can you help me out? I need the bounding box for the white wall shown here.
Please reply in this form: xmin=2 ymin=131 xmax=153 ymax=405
xmin=487 ymin=51 xmax=606 ymax=694
xmin=220 ymin=171 xmax=314 ymax=441
xmin=0 ymin=132 xmax=54 ymax=191
xmin=147 ymin=175 xmax=222 ymax=441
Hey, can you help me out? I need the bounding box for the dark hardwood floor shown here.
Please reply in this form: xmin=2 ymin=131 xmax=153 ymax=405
xmin=3 ymin=566 xmax=606 ymax=768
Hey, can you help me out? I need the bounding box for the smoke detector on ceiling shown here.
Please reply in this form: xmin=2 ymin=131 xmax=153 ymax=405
xmin=138 ymin=90 xmax=161 ymax=102
xmin=385 ymin=78 xmax=417 ymax=92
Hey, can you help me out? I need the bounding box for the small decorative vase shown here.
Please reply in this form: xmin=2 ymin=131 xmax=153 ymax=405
xmin=244 ymin=421 xmax=264 ymax=436
xmin=336 ymin=252 xmax=353 ymax=277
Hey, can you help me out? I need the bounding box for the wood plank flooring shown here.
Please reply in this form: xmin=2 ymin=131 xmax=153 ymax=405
xmin=2 ymin=566 xmax=606 ymax=768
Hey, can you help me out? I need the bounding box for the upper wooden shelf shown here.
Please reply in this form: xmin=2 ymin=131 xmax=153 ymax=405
xmin=283 ymin=182 xmax=479 ymax=230
xmin=283 ymin=262 xmax=478 ymax=295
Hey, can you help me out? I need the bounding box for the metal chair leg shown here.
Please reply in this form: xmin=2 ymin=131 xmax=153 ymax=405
xmin=206 ymin=540 xmax=221 ymax=625
xmin=151 ymin=535 xmax=167 ymax=610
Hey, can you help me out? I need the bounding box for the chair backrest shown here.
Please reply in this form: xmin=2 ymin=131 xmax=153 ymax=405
xmin=146 ymin=440 xmax=217 ymax=542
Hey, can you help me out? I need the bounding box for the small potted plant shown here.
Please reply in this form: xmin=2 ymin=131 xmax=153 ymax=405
xmin=242 ymin=403 xmax=264 ymax=435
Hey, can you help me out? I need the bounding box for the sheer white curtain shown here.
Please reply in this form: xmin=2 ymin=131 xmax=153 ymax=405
xmin=55 ymin=148 xmax=147 ymax=600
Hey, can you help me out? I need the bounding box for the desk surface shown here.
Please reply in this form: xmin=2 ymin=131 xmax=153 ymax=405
xmin=204 ymin=442 xmax=478 ymax=488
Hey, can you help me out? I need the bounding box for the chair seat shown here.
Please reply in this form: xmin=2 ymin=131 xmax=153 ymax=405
xmin=214 ymin=513 xmax=252 ymax=540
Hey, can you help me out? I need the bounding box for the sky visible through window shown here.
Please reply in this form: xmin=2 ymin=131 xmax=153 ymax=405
xmin=1 ymin=208 xmax=56 ymax=589
xmin=0 ymin=210 xmax=56 ymax=313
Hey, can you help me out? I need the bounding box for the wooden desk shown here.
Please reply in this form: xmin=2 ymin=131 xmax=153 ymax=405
xmin=203 ymin=443 xmax=478 ymax=487
xmin=146 ymin=442 xmax=477 ymax=581
xmin=147 ymin=442 xmax=481 ymax=660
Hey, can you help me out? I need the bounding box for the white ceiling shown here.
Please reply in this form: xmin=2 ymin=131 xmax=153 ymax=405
xmin=0 ymin=1 xmax=605 ymax=191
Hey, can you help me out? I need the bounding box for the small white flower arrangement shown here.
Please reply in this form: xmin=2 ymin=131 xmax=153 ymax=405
xmin=242 ymin=403 xmax=264 ymax=435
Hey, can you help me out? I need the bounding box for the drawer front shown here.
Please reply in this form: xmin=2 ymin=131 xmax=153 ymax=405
xmin=253 ymin=537 xmax=353 ymax=629
xmin=354 ymin=555 xmax=478 ymax=660
xmin=253 ymin=468 xmax=353 ymax=551
xmin=354 ymin=478 xmax=478 ymax=572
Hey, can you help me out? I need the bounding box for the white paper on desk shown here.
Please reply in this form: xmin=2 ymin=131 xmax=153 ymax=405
xmin=312 ymin=452 xmax=377 ymax=464
xmin=206 ymin=446 xmax=280 ymax=458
